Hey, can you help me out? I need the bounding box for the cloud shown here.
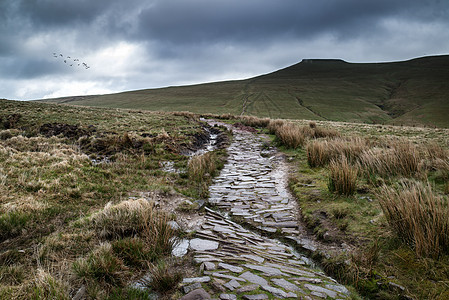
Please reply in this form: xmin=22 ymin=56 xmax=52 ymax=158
xmin=0 ymin=0 xmax=448 ymax=100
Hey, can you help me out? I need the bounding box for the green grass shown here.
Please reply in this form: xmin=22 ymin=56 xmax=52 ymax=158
xmin=40 ymin=55 xmax=449 ymax=127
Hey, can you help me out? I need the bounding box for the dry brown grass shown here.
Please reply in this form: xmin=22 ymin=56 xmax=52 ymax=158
xmin=275 ymin=123 xmax=306 ymax=149
xmin=328 ymin=155 xmax=358 ymax=195
xmin=358 ymin=140 xmax=422 ymax=179
xmin=377 ymin=180 xmax=449 ymax=258
xmin=307 ymin=137 xmax=367 ymax=168
xmin=91 ymin=198 xmax=155 ymax=239
xmin=188 ymin=152 xmax=217 ymax=181
xmin=239 ymin=115 xmax=270 ymax=128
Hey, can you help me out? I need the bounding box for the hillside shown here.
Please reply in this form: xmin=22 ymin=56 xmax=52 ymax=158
xmin=41 ymin=55 xmax=449 ymax=127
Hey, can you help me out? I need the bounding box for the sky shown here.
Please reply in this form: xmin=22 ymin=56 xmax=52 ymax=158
xmin=1 ymin=0 xmax=448 ymax=100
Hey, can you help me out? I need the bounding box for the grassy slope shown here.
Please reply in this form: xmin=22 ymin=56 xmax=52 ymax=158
xmin=41 ymin=55 xmax=449 ymax=127
xmin=0 ymin=99 xmax=217 ymax=299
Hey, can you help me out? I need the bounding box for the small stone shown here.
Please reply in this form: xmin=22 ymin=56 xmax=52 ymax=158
xmin=241 ymin=254 xmax=264 ymax=263
xmin=311 ymin=291 xmax=326 ymax=298
xmin=304 ymin=284 xmax=337 ymax=298
xmin=260 ymin=285 xmax=288 ymax=298
xmin=180 ymin=288 xmax=211 ymax=300
xmin=182 ymin=276 xmax=211 ymax=284
xmin=184 ymin=282 xmax=202 ymax=294
xmin=388 ymin=282 xmax=406 ymax=291
xmin=203 ymin=262 xmax=216 ymax=271
xmin=271 ymin=278 xmax=303 ymax=293
xmin=295 ymin=277 xmax=322 ymax=284
xmin=219 ymin=263 xmax=244 ymax=273
xmin=236 ymin=284 xmax=259 ymax=293
xmin=325 ymin=284 xmax=350 ymax=295
xmin=243 ymin=264 xmax=287 ymax=277
xmin=190 ymin=238 xmax=219 ymax=251
xmin=224 ymin=279 xmax=241 ymax=291
xmin=213 ymin=272 xmax=247 ymax=282
xmin=242 ymin=295 xmax=268 ymax=300
xmin=239 ymin=272 xmax=268 ymax=286
xmin=219 ymin=294 xmax=237 ymax=300
xmin=211 ymin=281 xmax=226 ymax=292
xmin=73 ymin=285 xmax=86 ymax=300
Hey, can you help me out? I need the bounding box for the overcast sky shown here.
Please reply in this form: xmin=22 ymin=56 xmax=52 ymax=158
xmin=1 ymin=0 xmax=448 ymax=100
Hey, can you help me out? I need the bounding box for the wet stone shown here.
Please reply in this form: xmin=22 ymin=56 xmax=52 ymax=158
xmin=183 ymin=282 xmax=202 ymax=294
xmin=203 ymin=262 xmax=216 ymax=271
xmin=271 ymin=278 xmax=303 ymax=293
xmin=213 ymin=273 xmax=247 ymax=282
xmin=190 ymin=238 xmax=219 ymax=251
xmin=242 ymin=295 xmax=268 ymax=300
xmin=183 ymin=276 xmax=211 ymax=284
xmin=220 ymin=294 xmax=237 ymax=300
xmin=241 ymin=254 xmax=264 ymax=263
xmin=218 ymin=263 xmax=244 ymax=273
xmin=304 ymin=284 xmax=338 ymax=298
xmin=326 ymin=284 xmax=350 ymax=295
xmin=236 ymin=284 xmax=260 ymax=293
xmin=223 ymin=279 xmax=241 ymax=291
xmin=239 ymin=272 xmax=268 ymax=286
xmin=243 ymin=264 xmax=288 ymax=277
xmin=180 ymin=288 xmax=211 ymax=300
xmin=260 ymin=285 xmax=288 ymax=298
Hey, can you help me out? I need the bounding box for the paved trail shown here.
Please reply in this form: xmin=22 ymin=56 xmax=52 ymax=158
xmin=183 ymin=122 xmax=350 ymax=299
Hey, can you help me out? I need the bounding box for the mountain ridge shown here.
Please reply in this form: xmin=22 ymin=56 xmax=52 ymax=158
xmin=40 ymin=54 xmax=449 ymax=127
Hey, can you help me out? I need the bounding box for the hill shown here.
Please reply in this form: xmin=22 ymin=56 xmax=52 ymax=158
xmin=41 ymin=55 xmax=449 ymax=127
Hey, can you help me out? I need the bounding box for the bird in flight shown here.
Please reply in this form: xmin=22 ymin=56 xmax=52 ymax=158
xmin=53 ymin=52 xmax=90 ymax=69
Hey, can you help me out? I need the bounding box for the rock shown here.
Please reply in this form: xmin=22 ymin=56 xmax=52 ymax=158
xmin=242 ymin=295 xmax=268 ymax=300
xmin=190 ymin=238 xmax=219 ymax=251
xmin=241 ymin=254 xmax=264 ymax=263
xmin=213 ymin=272 xmax=247 ymax=282
xmin=295 ymin=277 xmax=322 ymax=284
xmin=182 ymin=276 xmax=211 ymax=284
xmin=218 ymin=263 xmax=244 ymax=273
xmin=168 ymin=220 xmax=181 ymax=230
xmin=173 ymin=239 xmax=190 ymax=257
xmin=184 ymin=282 xmax=202 ymax=294
xmin=271 ymin=278 xmax=303 ymax=292
xmin=180 ymin=288 xmax=211 ymax=300
xmin=72 ymin=285 xmax=86 ymax=300
xmin=304 ymin=284 xmax=338 ymax=298
xmin=325 ymin=284 xmax=350 ymax=295
xmin=211 ymin=280 xmax=226 ymax=292
xmin=223 ymin=279 xmax=241 ymax=291
xmin=203 ymin=261 xmax=217 ymax=271
xmin=219 ymin=294 xmax=237 ymax=300
xmin=239 ymin=271 xmax=268 ymax=286
xmin=260 ymin=285 xmax=288 ymax=298
xmin=388 ymin=282 xmax=406 ymax=292
xmin=236 ymin=284 xmax=259 ymax=293
xmin=243 ymin=264 xmax=287 ymax=277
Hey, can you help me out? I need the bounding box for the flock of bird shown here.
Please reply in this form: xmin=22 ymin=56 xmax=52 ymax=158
xmin=53 ymin=53 xmax=90 ymax=69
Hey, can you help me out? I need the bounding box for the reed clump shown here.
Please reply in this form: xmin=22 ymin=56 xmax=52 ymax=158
xmin=377 ymin=181 xmax=449 ymax=258
xmin=328 ymin=155 xmax=358 ymax=195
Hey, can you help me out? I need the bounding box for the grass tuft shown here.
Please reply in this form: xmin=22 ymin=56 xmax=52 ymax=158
xmin=140 ymin=259 xmax=183 ymax=295
xmin=275 ymin=123 xmax=306 ymax=149
xmin=328 ymin=155 xmax=358 ymax=195
xmin=73 ymin=242 xmax=129 ymax=286
xmin=377 ymin=180 xmax=449 ymax=258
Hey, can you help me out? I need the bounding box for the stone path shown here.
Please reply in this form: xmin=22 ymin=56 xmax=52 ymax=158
xmin=181 ymin=122 xmax=350 ymax=299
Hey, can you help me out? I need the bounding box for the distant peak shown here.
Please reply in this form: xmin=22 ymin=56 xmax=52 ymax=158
xmin=300 ymin=59 xmax=347 ymax=64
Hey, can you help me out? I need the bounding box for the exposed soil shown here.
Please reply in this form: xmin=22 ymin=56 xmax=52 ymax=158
xmin=39 ymin=122 xmax=96 ymax=139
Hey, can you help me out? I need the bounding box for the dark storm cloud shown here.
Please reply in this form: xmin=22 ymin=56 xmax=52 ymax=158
xmin=135 ymin=0 xmax=447 ymax=45
xmin=0 ymin=0 xmax=448 ymax=100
